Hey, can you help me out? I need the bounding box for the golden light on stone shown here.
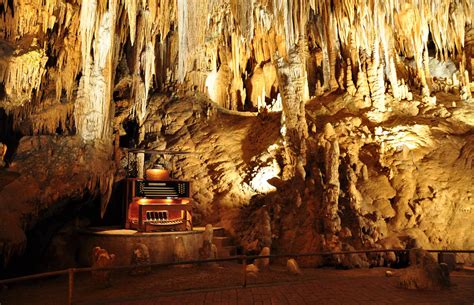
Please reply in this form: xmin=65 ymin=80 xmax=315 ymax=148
xmin=0 ymin=0 xmax=473 ymax=288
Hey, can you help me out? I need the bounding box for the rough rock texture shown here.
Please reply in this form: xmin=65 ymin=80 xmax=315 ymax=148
xmin=399 ymin=248 xmax=451 ymax=290
xmin=145 ymin=92 xmax=474 ymax=267
xmin=287 ymin=258 xmax=302 ymax=275
xmin=91 ymin=246 xmax=116 ymax=287
xmin=0 ymin=136 xmax=115 ymax=266
xmin=255 ymin=246 xmax=270 ymax=271
xmin=199 ymin=224 xmax=218 ymax=261
xmin=130 ymin=243 xmax=151 ymax=275
xmin=0 ymin=0 xmax=473 ymax=271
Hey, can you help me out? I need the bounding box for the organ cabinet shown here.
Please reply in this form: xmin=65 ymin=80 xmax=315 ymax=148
xmin=124 ymin=149 xmax=193 ymax=232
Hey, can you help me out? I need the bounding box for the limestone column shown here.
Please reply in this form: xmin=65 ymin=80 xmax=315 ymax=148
xmin=275 ymin=42 xmax=308 ymax=181
xmin=321 ymin=123 xmax=341 ymax=235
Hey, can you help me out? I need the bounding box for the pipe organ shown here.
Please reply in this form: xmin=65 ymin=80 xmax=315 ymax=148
xmin=125 ymin=157 xmax=193 ymax=232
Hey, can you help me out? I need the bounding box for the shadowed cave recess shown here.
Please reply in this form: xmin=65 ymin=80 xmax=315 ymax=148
xmin=0 ymin=0 xmax=473 ymax=276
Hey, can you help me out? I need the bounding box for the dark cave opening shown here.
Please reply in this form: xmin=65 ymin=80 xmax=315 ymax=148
xmin=0 ymin=108 xmax=23 ymax=164
xmin=99 ymin=179 xmax=127 ymax=227
xmin=0 ymin=195 xmax=99 ymax=277
xmin=119 ymin=119 xmax=140 ymax=148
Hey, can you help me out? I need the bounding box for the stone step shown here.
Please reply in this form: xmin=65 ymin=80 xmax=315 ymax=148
xmin=212 ymin=236 xmax=232 ymax=247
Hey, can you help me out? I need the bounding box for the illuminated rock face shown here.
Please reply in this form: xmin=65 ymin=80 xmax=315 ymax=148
xmin=144 ymin=94 xmax=474 ymax=267
xmin=0 ymin=0 xmax=473 ymax=269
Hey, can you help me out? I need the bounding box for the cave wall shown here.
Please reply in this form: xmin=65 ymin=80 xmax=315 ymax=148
xmin=149 ymin=93 xmax=474 ymax=267
xmin=0 ymin=0 xmax=473 ymax=269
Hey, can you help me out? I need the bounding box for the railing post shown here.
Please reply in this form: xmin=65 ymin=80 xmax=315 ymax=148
xmin=242 ymin=256 xmax=247 ymax=288
xmin=68 ymin=268 xmax=75 ymax=305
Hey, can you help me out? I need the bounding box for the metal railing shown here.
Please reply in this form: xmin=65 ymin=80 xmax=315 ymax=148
xmin=1 ymin=248 xmax=473 ymax=305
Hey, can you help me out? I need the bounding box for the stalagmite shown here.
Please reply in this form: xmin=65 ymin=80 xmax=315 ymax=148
xmin=367 ymin=43 xmax=385 ymax=113
xmin=321 ymin=123 xmax=341 ymax=236
xmin=355 ymin=66 xmax=371 ymax=109
xmin=346 ymin=59 xmax=356 ymax=97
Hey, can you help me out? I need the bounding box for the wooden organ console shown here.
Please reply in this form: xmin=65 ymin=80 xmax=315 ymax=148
xmin=124 ymin=149 xmax=193 ymax=232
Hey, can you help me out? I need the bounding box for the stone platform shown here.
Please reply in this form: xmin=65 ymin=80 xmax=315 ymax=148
xmin=78 ymin=226 xmax=224 ymax=266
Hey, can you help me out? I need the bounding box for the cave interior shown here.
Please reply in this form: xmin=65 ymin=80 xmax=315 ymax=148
xmin=0 ymin=0 xmax=473 ymax=286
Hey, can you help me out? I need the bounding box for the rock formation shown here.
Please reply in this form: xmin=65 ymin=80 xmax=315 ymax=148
xmin=0 ymin=142 xmax=6 ymax=167
xmin=321 ymin=123 xmax=341 ymax=237
xmin=198 ymin=224 xmax=218 ymax=262
xmin=255 ymin=246 xmax=270 ymax=271
xmin=130 ymin=243 xmax=151 ymax=275
xmin=245 ymin=263 xmax=259 ymax=278
xmin=399 ymin=248 xmax=451 ymax=290
xmin=0 ymin=0 xmax=473 ymax=273
xmin=91 ymin=246 xmax=116 ymax=287
xmin=287 ymin=258 xmax=302 ymax=275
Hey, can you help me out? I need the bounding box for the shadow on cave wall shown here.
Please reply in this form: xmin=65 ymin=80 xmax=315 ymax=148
xmin=0 ymin=179 xmax=127 ymax=278
xmin=0 ymin=196 xmax=96 ymax=278
xmin=240 ymin=112 xmax=281 ymax=164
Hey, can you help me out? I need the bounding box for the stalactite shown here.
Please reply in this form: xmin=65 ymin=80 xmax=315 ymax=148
xmin=0 ymin=46 xmax=48 ymax=108
xmin=380 ymin=23 xmax=400 ymax=101
xmin=75 ymin=0 xmax=117 ymax=142
xmin=29 ymin=102 xmax=75 ymax=135
xmin=327 ymin=12 xmax=339 ymax=91
xmin=348 ymin=31 xmax=359 ymax=71
xmin=177 ymin=0 xmax=188 ymax=83
xmin=230 ymin=33 xmax=246 ymax=110
xmin=54 ymin=7 xmax=82 ymax=103
xmin=1 ymin=0 xmax=473 ymax=133
xmin=321 ymin=38 xmax=331 ymax=91
xmin=123 ymin=0 xmax=138 ymax=45
xmin=0 ymin=0 xmax=65 ymax=40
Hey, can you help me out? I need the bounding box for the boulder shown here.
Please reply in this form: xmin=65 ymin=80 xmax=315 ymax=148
xmin=287 ymin=258 xmax=302 ymax=275
xmin=399 ymin=248 xmax=450 ymax=290
xmin=255 ymin=247 xmax=270 ymax=270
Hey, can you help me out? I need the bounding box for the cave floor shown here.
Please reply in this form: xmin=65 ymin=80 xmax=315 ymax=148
xmin=1 ymin=264 xmax=473 ymax=305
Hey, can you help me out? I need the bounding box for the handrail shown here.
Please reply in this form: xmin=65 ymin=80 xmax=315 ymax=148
xmin=0 ymin=248 xmax=472 ymax=305
xmin=0 ymin=269 xmax=69 ymax=284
